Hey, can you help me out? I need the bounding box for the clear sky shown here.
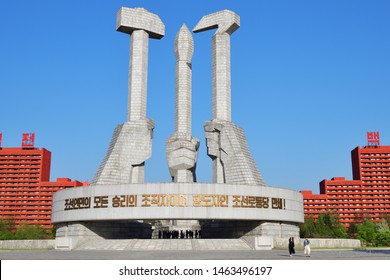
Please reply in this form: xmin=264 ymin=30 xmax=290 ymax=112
xmin=0 ymin=0 xmax=389 ymax=193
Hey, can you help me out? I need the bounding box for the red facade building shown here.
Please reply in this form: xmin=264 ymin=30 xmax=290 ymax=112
xmin=0 ymin=142 xmax=88 ymax=229
xmin=301 ymin=134 xmax=390 ymax=227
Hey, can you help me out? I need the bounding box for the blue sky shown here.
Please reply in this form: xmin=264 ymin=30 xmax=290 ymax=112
xmin=0 ymin=0 xmax=389 ymax=193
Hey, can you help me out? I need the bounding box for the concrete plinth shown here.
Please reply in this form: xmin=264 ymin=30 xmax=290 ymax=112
xmin=199 ymin=221 xmax=299 ymax=239
xmin=55 ymin=221 xmax=152 ymax=250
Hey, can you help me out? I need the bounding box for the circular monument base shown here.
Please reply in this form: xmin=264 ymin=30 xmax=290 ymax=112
xmin=52 ymin=182 xmax=303 ymax=249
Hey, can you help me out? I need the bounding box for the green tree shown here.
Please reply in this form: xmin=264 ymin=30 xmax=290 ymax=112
xmin=49 ymin=226 xmax=56 ymax=239
xmin=300 ymin=211 xmax=348 ymax=238
xmin=347 ymin=222 xmax=359 ymax=237
xmin=357 ymin=220 xmax=378 ymax=246
xmin=300 ymin=215 xmax=316 ymax=238
xmin=0 ymin=218 xmax=16 ymax=240
xmin=376 ymin=220 xmax=390 ymax=246
xmin=381 ymin=214 xmax=390 ymax=225
xmin=315 ymin=212 xmax=347 ymax=238
xmin=14 ymin=224 xmax=49 ymax=240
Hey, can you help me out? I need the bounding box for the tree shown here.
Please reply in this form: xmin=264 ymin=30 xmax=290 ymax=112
xmin=315 ymin=211 xmax=347 ymax=238
xmin=376 ymin=220 xmax=390 ymax=246
xmin=0 ymin=219 xmax=54 ymax=240
xmin=376 ymin=230 xmax=390 ymax=246
xmin=357 ymin=220 xmax=378 ymax=246
xmin=300 ymin=215 xmax=316 ymax=238
xmin=380 ymin=214 xmax=390 ymax=226
xmin=14 ymin=224 xmax=49 ymax=240
xmin=347 ymin=222 xmax=359 ymax=237
xmin=300 ymin=211 xmax=347 ymax=239
xmin=315 ymin=213 xmax=333 ymax=237
xmin=0 ymin=218 xmax=16 ymax=240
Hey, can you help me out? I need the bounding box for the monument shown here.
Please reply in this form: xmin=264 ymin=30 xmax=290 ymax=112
xmin=52 ymin=7 xmax=304 ymax=249
xmin=193 ymin=10 xmax=266 ymax=186
xmin=92 ymin=7 xmax=164 ymax=185
xmin=166 ymin=24 xmax=199 ymax=184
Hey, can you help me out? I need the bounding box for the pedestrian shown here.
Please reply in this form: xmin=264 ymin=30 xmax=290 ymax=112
xmin=304 ymin=238 xmax=311 ymax=257
xmin=288 ymin=237 xmax=295 ymax=257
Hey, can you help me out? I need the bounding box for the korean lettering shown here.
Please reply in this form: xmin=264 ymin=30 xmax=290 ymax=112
xmin=93 ymin=196 xmax=109 ymax=208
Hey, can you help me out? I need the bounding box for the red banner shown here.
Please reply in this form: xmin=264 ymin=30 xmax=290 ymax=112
xmin=367 ymin=131 xmax=380 ymax=146
xmin=22 ymin=133 xmax=35 ymax=148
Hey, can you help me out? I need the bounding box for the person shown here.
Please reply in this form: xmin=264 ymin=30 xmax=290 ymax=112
xmin=288 ymin=237 xmax=295 ymax=257
xmin=304 ymin=238 xmax=311 ymax=257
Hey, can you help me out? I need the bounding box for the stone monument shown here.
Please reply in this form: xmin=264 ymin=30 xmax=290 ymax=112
xmin=164 ymin=24 xmax=201 ymax=232
xmin=193 ymin=10 xmax=266 ymax=186
xmin=92 ymin=7 xmax=164 ymax=185
xmin=166 ymin=24 xmax=200 ymax=183
xmin=52 ymin=7 xmax=304 ymax=250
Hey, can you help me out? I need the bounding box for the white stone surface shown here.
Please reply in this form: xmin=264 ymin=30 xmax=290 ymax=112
xmin=92 ymin=120 xmax=154 ymax=184
xmin=193 ymin=10 xmax=265 ymax=187
xmin=0 ymin=240 xmax=55 ymax=250
xmin=116 ymin=7 xmax=165 ymax=39
xmin=128 ymin=30 xmax=149 ymax=121
xmin=192 ymin=9 xmax=240 ymax=35
xmin=273 ymin=237 xmax=361 ymax=249
xmin=193 ymin=10 xmax=240 ymax=121
xmin=255 ymin=236 xmax=274 ymax=250
xmin=174 ymin=25 xmax=193 ymax=136
xmin=93 ymin=8 xmax=165 ymax=184
xmin=116 ymin=7 xmax=165 ymax=122
xmin=205 ymin=120 xmax=266 ymax=186
xmin=52 ymin=183 xmax=303 ymax=223
xmin=166 ymin=25 xmax=199 ymax=183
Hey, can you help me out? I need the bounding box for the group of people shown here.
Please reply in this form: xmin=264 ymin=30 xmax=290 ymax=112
xmin=288 ymin=237 xmax=311 ymax=257
xmin=158 ymin=229 xmax=201 ymax=239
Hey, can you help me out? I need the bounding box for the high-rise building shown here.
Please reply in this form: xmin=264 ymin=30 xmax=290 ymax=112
xmin=0 ymin=134 xmax=88 ymax=229
xmin=301 ymin=132 xmax=390 ymax=227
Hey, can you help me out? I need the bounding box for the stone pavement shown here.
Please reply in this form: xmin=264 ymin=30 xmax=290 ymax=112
xmin=0 ymin=239 xmax=389 ymax=260
xmin=76 ymin=239 xmax=252 ymax=250
xmin=1 ymin=248 xmax=389 ymax=260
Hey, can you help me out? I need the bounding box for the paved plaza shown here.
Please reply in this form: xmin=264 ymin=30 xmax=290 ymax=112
xmin=1 ymin=239 xmax=389 ymax=260
xmin=1 ymin=248 xmax=389 ymax=260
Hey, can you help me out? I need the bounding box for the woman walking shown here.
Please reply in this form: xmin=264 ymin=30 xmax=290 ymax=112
xmin=288 ymin=237 xmax=295 ymax=257
xmin=304 ymin=238 xmax=311 ymax=257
